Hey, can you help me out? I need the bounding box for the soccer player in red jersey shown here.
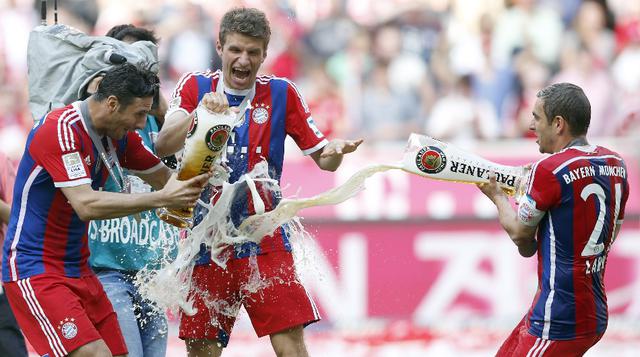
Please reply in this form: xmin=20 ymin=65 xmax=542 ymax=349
xmin=479 ymin=83 xmax=629 ymax=356
xmin=156 ymin=7 xmax=362 ymax=357
xmin=2 ymin=64 xmax=210 ymax=357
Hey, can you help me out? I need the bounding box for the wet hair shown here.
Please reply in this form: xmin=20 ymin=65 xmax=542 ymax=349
xmin=536 ymin=83 xmax=591 ymax=136
xmin=219 ymin=7 xmax=271 ymax=49
xmin=105 ymin=24 xmax=159 ymax=44
xmin=94 ymin=63 xmax=158 ymax=108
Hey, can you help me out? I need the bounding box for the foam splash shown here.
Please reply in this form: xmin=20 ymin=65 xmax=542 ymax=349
xmin=238 ymin=163 xmax=401 ymax=239
xmin=137 ymin=161 xmax=401 ymax=316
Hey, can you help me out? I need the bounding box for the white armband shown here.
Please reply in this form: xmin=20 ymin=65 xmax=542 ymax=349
xmin=518 ymin=195 xmax=545 ymax=227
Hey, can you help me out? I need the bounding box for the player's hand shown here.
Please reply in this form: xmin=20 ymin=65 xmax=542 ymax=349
xmin=200 ymin=91 xmax=230 ymax=114
xmin=320 ymin=138 xmax=364 ymax=158
xmin=161 ymin=172 xmax=212 ymax=209
xmin=477 ymin=171 xmax=505 ymax=202
xmin=209 ymin=162 xmax=231 ymax=186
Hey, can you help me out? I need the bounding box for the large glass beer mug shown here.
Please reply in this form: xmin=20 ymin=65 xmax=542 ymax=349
xmin=157 ymin=105 xmax=242 ymax=228
xmin=401 ymin=134 xmax=530 ymax=198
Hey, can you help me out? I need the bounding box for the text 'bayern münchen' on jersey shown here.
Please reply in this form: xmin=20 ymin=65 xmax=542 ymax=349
xmin=517 ymin=145 xmax=629 ymax=340
xmin=2 ymin=102 xmax=163 ymax=282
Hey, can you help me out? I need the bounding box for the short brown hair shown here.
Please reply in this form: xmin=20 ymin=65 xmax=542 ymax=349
xmin=219 ymin=7 xmax=271 ymax=50
xmin=536 ymin=83 xmax=591 ymax=136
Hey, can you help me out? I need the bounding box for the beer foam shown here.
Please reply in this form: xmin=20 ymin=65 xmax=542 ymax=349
xmin=137 ymin=135 xmax=527 ymax=319
xmin=136 ymin=161 xmax=401 ymax=315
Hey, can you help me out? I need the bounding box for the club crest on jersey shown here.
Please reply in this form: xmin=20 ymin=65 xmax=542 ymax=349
xmin=58 ymin=318 xmax=78 ymax=340
xmin=187 ymin=111 xmax=199 ymax=138
xmin=205 ymin=125 xmax=230 ymax=152
xmin=416 ymin=146 xmax=447 ymax=174
xmin=252 ymin=106 xmax=269 ymax=124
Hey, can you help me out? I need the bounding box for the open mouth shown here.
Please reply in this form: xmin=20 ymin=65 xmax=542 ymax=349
xmin=232 ymin=68 xmax=251 ymax=80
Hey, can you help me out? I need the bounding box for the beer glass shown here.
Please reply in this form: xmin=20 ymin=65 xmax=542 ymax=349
xmin=157 ymin=105 xmax=242 ymax=228
xmin=401 ymin=133 xmax=529 ymax=199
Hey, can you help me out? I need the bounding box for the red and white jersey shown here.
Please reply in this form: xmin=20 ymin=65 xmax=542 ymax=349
xmin=518 ymin=145 xmax=629 ymax=340
xmin=2 ymin=102 xmax=163 ymax=281
xmin=169 ymin=70 xmax=328 ymax=258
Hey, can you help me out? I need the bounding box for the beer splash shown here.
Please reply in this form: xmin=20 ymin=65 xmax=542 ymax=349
xmin=136 ymin=134 xmax=530 ymax=319
xmin=136 ymin=161 xmax=400 ymax=315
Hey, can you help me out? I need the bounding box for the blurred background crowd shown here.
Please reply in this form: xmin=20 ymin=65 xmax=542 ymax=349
xmin=0 ymin=0 xmax=639 ymax=158
xmin=2 ymin=2 xmax=640 ymax=354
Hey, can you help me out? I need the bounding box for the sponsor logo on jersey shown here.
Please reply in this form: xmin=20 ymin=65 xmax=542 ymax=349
xmin=416 ymin=146 xmax=447 ymax=174
xmin=187 ymin=111 xmax=198 ymax=138
xmin=205 ymin=125 xmax=230 ymax=152
xmin=58 ymin=318 xmax=78 ymax=339
xmin=62 ymin=152 xmax=87 ymax=179
xmin=252 ymin=107 xmax=269 ymax=124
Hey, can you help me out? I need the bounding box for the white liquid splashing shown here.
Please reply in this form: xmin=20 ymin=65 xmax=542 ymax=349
xmin=136 ymin=161 xmax=401 ymax=318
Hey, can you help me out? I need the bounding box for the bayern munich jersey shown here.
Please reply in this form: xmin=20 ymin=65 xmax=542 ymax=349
xmin=2 ymin=102 xmax=163 ymax=282
xmin=518 ymin=145 xmax=629 ymax=340
xmin=169 ymin=70 xmax=328 ymax=258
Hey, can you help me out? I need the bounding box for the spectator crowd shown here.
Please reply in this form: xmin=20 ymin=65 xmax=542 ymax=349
xmin=0 ymin=0 xmax=639 ymax=159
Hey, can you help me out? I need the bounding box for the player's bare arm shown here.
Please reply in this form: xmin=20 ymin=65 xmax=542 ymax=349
xmin=155 ymin=110 xmax=193 ymax=157
xmin=0 ymin=199 xmax=10 ymax=224
xmin=311 ymin=138 xmax=364 ymax=172
xmin=478 ymin=173 xmax=537 ymax=257
xmin=155 ymin=92 xmax=231 ymax=157
xmin=136 ymin=165 xmax=173 ymax=191
xmin=61 ymin=172 xmax=210 ymax=220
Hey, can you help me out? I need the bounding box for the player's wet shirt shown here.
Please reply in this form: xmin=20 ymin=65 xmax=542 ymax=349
xmin=169 ymin=70 xmax=328 ymax=261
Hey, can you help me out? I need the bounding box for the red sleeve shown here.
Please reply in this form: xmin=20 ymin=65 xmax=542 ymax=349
xmin=284 ymin=81 xmax=328 ymax=155
xmin=526 ymin=161 xmax=562 ymax=211
xmin=167 ymin=72 xmax=202 ymax=116
xmin=121 ymin=131 xmax=162 ymax=173
xmin=30 ymin=118 xmax=92 ymax=187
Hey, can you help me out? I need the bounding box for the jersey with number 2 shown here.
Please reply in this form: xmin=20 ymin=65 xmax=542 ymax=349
xmin=520 ymin=145 xmax=629 ymax=340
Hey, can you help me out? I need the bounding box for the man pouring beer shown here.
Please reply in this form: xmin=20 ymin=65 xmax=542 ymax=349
xmin=2 ymin=63 xmax=211 ymax=357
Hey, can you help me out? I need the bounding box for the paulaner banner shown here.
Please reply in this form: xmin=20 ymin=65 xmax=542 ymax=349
xmin=400 ymin=133 xmax=528 ymax=197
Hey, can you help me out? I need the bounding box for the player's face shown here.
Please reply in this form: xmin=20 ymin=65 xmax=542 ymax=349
xmin=530 ymin=98 xmax=556 ymax=154
xmin=217 ymin=32 xmax=267 ymax=90
xmin=109 ymin=97 xmax=152 ymax=139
